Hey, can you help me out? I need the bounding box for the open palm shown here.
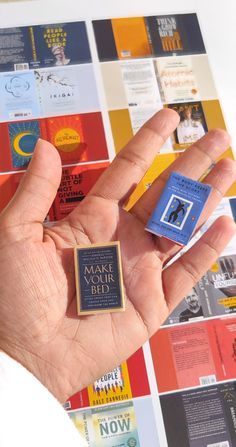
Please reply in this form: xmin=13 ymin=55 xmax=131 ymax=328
xmin=0 ymin=109 xmax=235 ymax=402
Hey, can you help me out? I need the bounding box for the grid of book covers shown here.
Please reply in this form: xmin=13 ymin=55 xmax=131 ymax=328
xmin=0 ymin=13 xmax=236 ymax=447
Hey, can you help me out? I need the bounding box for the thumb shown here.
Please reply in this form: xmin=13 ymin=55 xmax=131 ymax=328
xmin=2 ymin=139 xmax=61 ymax=224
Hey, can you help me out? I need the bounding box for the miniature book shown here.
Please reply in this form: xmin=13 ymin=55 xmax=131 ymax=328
xmin=145 ymin=172 xmax=212 ymax=245
xmin=74 ymin=241 xmax=125 ymax=315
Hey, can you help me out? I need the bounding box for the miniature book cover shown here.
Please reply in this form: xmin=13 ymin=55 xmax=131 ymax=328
xmin=198 ymin=254 xmax=236 ymax=316
xmin=152 ymin=317 xmax=236 ymax=394
xmin=92 ymin=17 xmax=152 ymax=61
xmin=0 ymin=71 xmax=40 ymax=122
xmin=164 ymin=285 xmax=205 ymax=325
xmin=74 ymin=241 xmax=125 ymax=315
xmin=167 ymin=101 xmax=208 ymax=150
xmin=32 ymin=22 xmax=91 ymax=68
xmin=45 ymin=112 xmax=108 ymax=165
xmin=146 ymin=171 xmax=212 ymax=245
xmin=120 ymin=59 xmax=164 ymax=134
xmin=160 ymin=382 xmax=236 ymax=447
xmin=0 ymin=22 xmax=91 ymax=72
xmin=0 ymin=26 xmax=32 ymax=72
xmin=150 ymin=322 xmax=217 ymax=393
xmin=8 ymin=119 xmax=41 ymax=168
xmin=69 ymin=401 xmax=141 ymax=447
xmin=35 ymin=65 xmax=99 ymax=118
xmin=87 ymin=363 xmax=132 ymax=406
xmin=65 ymin=347 xmax=150 ymax=411
xmin=45 ymin=114 xmax=87 ymax=164
xmin=111 ymin=17 xmax=151 ymax=60
xmin=146 ymin=13 xmax=206 ymax=57
xmin=53 ymin=162 xmax=109 ymax=220
xmin=155 ymin=56 xmax=200 ymax=104
xmin=92 ymin=402 xmax=141 ymax=447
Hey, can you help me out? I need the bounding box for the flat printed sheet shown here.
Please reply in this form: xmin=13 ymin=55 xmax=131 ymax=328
xmin=0 ymin=13 xmax=236 ymax=447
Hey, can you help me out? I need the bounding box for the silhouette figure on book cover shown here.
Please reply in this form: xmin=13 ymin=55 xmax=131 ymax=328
xmin=168 ymin=198 xmax=186 ymax=223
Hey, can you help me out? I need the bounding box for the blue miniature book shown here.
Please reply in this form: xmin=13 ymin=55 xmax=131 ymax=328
xmin=145 ymin=172 xmax=212 ymax=245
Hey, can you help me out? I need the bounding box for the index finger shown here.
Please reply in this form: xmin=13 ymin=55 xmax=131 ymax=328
xmin=89 ymin=109 xmax=179 ymax=204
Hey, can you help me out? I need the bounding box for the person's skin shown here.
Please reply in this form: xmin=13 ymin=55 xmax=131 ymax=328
xmin=0 ymin=109 xmax=235 ymax=403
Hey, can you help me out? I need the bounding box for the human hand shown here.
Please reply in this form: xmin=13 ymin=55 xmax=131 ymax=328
xmin=0 ymin=109 xmax=235 ymax=402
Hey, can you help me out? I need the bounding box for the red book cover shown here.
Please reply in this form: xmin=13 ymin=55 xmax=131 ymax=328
xmin=210 ymin=317 xmax=236 ymax=382
xmin=150 ymin=323 xmax=217 ymax=392
xmin=45 ymin=115 xmax=88 ymax=164
xmin=53 ymin=161 xmax=109 ymax=220
xmin=171 ymin=322 xmax=216 ymax=389
xmin=150 ymin=328 xmax=178 ymax=392
xmin=0 ymin=123 xmax=12 ymax=172
xmin=80 ymin=112 xmax=109 ymax=162
xmin=45 ymin=112 xmax=108 ymax=165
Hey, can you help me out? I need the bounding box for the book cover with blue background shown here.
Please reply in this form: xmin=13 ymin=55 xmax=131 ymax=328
xmin=146 ymin=172 xmax=212 ymax=245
